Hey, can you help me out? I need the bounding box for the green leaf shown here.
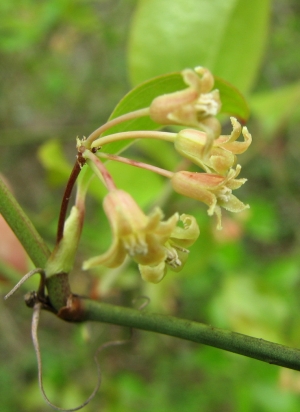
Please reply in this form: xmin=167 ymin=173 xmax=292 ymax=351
xmin=128 ymin=0 xmax=270 ymax=93
xmin=101 ymin=72 xmax=249 ymax=156
xmin=214 ymin=76 xmax=250 ymax=122
xmin=37 ymin=139 xmax=72 ymax=186
xmin=250 ymin=82 xmax=300 ymax=140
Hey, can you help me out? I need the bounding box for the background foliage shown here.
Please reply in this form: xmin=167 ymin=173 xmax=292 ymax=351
xmin=1 ymin=0 xmax=300 ymax=411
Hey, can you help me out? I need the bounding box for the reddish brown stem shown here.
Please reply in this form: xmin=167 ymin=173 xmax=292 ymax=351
xmin=56 ymin=151 xmax=86 ymax=244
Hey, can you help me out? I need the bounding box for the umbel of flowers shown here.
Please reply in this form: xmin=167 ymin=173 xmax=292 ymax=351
xmin=82 ymin=190 xmax=199 ymax=284
xmin=56 ymin=67 xmax=251 ymax=284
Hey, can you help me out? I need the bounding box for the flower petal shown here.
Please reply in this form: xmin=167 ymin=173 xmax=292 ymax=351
xmin=104 ymin=189 xmax=148 ymax=238
xmin=139 ymin=261 xmax=167 ymax=283
xmin=170 ymin=214 xmax=200 ymax=248
xmin=83 ymin=238 xmax=126 ymax=269
xmin=209 ymin=149 xmax=236 ymax=175
xmin=222 ymin=126 xmax=252 ymax=154
xmin=133 ymin=233 xmax=167 ymax=266
xmin=154 ymin=212 xmax=179 ymax=238
xmin=218 ymin=194 xmax=249 ymax=213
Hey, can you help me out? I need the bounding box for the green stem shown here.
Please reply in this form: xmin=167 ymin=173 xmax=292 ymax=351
xmin=75 ymin=163 xmax=94 ymax=212
xmin=91 ymin=130 xmax=176 ymax=149
xmin=46 ymin=273 xmax=72 ymax=311
xmin=82 ymin=300 xmax=300 ymax=371
xmin=0 ymin=176 xmax=50 ymax=268
xmin=85 ymin=108 xmax=151 ymax=146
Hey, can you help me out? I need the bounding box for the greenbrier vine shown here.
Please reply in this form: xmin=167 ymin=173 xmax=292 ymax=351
xmin=4 ymin=66 xmax=298 ymax=411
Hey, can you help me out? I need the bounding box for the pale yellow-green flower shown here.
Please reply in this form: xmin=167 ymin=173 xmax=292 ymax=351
xmin=139 ymin=214 xmax=200 ymax=283
xmin=174 ymin=117 xmax=252 ymax=175
xmin=171 ymin=165 xmax=249 ymax=230
xmin=83 ymin=190 xmax=199 ymax=283
xmin=149 ymin=67 xmax=222 ymax=154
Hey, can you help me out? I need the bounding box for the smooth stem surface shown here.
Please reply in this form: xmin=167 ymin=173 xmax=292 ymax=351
xmin=91 ymin=130 xmax=176 ymax=149
xmin=86 ymin=108 xmax=151 ymax=145
xmin=0 ymin=176 xmax=50 ymax=267
xmin=82 ymin=300 xmax=300 ymax=371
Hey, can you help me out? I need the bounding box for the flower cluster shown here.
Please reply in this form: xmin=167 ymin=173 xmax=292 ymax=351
xmin=150 ymin=67 xmax=221 ymax=127
xmin=74 ymin=66 xmax=251 ymax=283
xmin=83 ymin=190 xmax=199 ymax=283
xmin=149 ymin=67 xmax=222 ymax=155
xmin=171 ymin=117 xmax=251 ymax=229
xmin=171 ymin=165 xmax=248 ymax=230
xmin=174 ymin=117 xmax=252 ymax=175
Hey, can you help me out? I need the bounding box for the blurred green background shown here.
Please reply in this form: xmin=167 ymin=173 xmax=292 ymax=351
xmin=1 ymin=0 xmax=300 ymax=411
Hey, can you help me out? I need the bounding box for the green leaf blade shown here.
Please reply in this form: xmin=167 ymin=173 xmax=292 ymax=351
xmin=215 ymin=76 xmax=250 ymax=122
xmin=128 ymin=0 xmax=270 ymax=93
